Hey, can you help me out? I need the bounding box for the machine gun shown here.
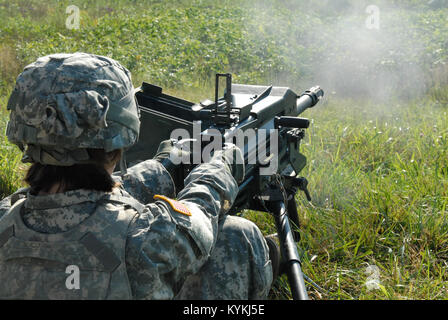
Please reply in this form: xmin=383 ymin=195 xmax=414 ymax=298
xmin=125 ymin=73 xmax=324 ymax=300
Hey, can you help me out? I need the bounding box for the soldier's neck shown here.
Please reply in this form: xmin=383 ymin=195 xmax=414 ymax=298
xmin=38 ymin=182 xmax=65 ymax=195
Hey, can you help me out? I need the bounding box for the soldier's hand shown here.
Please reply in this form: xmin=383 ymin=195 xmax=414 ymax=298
xmin=221 ymin=143 xmax=245 ymax=184
xmin=153 ymin=139 xmax=175 ymax=162
xmin=153 ymin=139 xmax=189 ymax=193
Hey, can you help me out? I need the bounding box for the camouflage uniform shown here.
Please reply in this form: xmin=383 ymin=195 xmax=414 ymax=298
xmin=0 ymin=53 xmax=272 ymax=299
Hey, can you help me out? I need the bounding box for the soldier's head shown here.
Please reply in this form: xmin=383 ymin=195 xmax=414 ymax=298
xmin=6 ymin=53 xmax=140 ymax=193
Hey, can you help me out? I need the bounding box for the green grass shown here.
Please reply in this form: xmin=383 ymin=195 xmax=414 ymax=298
xmin=0 ymin=0 xmax=447 ymax=300
xmin=296 ymin=96 xmax=447 ymax=299
xmin=0 ymin=95 xmax=27 ymax=199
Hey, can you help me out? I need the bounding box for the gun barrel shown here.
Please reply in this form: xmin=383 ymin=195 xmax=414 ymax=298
xmin=296 ymin=86 xmax=324 ymax=115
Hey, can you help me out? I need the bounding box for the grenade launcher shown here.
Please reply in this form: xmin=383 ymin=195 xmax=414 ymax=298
xmin=126 ymin=74 xmax=324 ymax=300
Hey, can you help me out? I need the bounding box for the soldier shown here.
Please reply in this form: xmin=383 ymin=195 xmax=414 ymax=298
xmin=0 ymin=52 xmax=273 ymax=299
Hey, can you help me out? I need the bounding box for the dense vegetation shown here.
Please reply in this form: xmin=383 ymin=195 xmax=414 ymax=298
xmin=0 ymin=0 xmax=447 ymax=299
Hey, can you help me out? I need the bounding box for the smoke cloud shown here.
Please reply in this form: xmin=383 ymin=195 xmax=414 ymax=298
xmin=247 ymin=0 xmax=447 ymax=101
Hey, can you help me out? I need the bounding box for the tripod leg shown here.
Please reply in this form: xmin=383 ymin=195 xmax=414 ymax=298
xmin=270 ymin=200 xmax=309 ymax=300
xmin=287 ymin=196 xmax=301 ymax=242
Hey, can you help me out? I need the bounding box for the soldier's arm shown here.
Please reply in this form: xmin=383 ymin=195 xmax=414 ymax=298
xmin=114 ymin=160 xmax=176 ymax=205
xmin=126 ymin=150 xmax=239 ymax=299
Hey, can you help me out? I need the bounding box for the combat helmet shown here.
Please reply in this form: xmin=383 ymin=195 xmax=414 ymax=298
xmin=6 ymin=52 xmax=140 ymax=166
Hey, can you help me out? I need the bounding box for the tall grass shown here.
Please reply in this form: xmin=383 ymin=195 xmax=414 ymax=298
xmin=0 ymin=94 xmax=28 ymax=199
xmin=290 ymin=95 xmax=448 ymax=299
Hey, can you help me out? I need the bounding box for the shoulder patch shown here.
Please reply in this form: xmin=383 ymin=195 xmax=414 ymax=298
xmin=153 ymin=195 xmax=192 ymax=216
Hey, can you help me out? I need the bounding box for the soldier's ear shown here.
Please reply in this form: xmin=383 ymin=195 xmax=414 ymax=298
xmin=103 ymin=149 xmax=123 ymax=175
xmin=106 ymin=149 xmax=123 ymax=165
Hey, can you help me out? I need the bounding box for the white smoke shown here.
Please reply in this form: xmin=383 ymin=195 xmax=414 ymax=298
xmin=245 ymin=0 xmax=445 ymax=101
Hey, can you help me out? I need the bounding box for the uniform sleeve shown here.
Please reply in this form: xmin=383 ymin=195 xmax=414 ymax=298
xmin=0 ymin=188 xmax=28 ymax=220
xmin=125 ymin=151 xmax=239 ymax=299
xmin=114 ymin=159 xmax=176 ymax=204
xmin=0 ymin=196 xmax=11 ymax=220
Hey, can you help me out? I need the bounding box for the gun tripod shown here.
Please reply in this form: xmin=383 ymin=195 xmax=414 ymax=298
xmin=256 ymin=175 xmax=315 ymax=300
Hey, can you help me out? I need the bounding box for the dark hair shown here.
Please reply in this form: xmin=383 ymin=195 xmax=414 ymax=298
xmin=25 ymin=149 xmax=122 ymax=195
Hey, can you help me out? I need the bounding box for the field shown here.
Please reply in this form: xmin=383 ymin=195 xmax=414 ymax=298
xmin=0 ymin=0 xmax=447 ymax=299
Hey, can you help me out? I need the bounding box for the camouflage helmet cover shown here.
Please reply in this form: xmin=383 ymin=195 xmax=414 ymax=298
xmin=6 ymin=52 xmax=140 ymax=166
